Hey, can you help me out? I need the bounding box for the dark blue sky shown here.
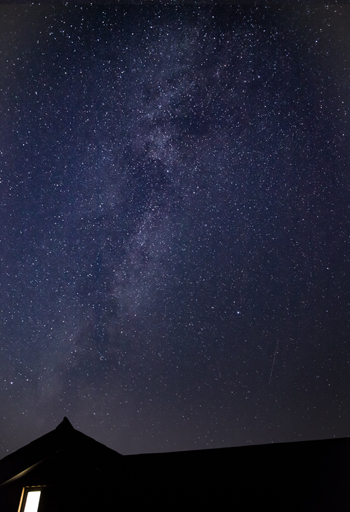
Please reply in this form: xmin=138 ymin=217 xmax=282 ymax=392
xmin=1 ymin=3 xmax=350 ymax=457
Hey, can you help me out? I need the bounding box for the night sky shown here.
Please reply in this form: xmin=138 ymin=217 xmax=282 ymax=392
xmin=1 ymin=2 xmax=350 ymax=458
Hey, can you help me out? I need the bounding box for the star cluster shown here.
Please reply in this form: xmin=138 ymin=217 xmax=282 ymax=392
xmin=1 ymin=4 xmax=350 ymax=456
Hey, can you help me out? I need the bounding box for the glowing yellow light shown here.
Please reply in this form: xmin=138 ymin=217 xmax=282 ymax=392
xmin=23 ymin=491 xmax=41 ymax=512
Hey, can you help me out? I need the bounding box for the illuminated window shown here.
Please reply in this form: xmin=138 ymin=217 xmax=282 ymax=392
xmin=18 ymin=487 xmax=42 ymax=512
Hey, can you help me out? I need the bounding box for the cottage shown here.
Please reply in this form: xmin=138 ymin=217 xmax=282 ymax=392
xmin=1 ymin=418 xmax=350 ymax=511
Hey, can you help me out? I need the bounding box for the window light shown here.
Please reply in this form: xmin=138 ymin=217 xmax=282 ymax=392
xmin=19 ymin=488 xmax=41 ymax=512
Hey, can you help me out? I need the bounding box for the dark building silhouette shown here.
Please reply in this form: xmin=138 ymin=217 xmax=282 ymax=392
xmin=1 ymin=418 xmax=350 ymax=511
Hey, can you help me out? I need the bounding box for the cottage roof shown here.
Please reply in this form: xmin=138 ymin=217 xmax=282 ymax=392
xmin=0 ymin=417 xmax=122 ymax=488
xmin=2 ymin=419 xmax=350 ymax=510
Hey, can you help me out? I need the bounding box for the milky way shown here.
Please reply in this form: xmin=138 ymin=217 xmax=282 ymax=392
xmin=1 ymin=4 xmax=350 ymax=456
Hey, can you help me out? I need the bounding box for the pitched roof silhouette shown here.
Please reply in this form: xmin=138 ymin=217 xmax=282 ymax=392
xmin=2 ymin=419 xmax=350 ymax=511
xmin=0 ymin=417 xmax=122 ymax=488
